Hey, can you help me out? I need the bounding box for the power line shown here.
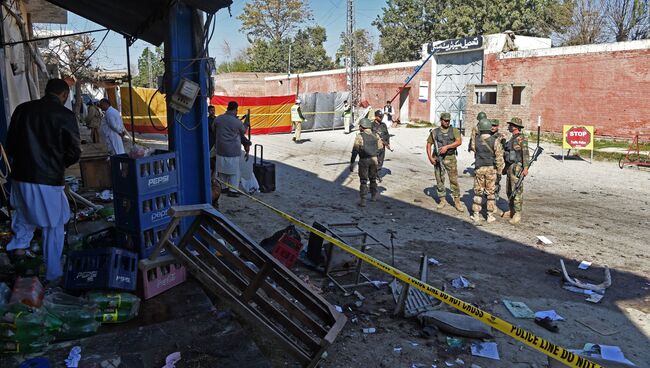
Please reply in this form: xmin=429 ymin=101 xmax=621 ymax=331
xmin=1 ymin=28 xmax=107 ymax=47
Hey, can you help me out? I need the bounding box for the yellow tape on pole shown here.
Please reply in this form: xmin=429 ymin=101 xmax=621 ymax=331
xmin=217 ymin=180 xmax=601 ymax=368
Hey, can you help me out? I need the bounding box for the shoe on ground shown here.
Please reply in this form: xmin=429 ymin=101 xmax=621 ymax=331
xmin=453 ymin=198 xmax=464 ymax=212
xmin=509 ymin=212 xmax=521 ymax=225
xmin=358 ymin=199 xmax=366 ymax=207
xmin=226 ymin=190 xmax=240 ymax=198
xmin=470 ymin=213 xmax=482 ymax=222
xmin=486 ymin=214 xmax=496 ymax=223
xmin=292 ymin=137 xmax=296 ymax=141
xmin=370 ymin=193 xmax=378 ymax=202
xmin=436 ymin=200 xmax=447 ymax=209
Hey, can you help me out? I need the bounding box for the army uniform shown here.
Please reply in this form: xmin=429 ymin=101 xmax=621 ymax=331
xmin=372 ymin=110 xmax=390 ymax=171
xmin=351 ymin=119 xmax=384 ymax=206
xmin=470 ymin=119 xmax=505 ymax=223
xmin=491 ymin=119 xmax=507 ymax=203
xmin=467 ymin=112 xmax=487 ymax=153
xmin=427 ymin=112 xmax=463 ymax=211
xmin=504 ymin=117 xmax=530 ymax=224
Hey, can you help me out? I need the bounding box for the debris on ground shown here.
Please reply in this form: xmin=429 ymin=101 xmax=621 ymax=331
xmin=502 ymin=300 xmax=535 ymax=319
xmin=451 ymin=276 xmax=473 ymax=289
xmin=471 ymin=341 xmax=500 ymax=360
xmin=536 ymin=235 xmax=553 ymax=245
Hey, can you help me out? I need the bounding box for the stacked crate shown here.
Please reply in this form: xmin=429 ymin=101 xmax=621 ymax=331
xmin=111 ymin=150 xmax=181 ymax=259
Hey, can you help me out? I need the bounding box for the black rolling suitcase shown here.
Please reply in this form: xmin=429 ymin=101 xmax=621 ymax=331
xmin=253 ymin=144 xmax=276 ymax=192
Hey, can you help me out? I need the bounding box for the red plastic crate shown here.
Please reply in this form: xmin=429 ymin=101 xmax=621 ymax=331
xmin=140 ymin=261 xmax=187 ymax=300
xmin=271 ymin=234 xmax=303 ymax=269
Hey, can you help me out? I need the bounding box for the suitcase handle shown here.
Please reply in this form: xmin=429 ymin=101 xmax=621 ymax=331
xmin=254 ymin=144 xmax=264 ymax=165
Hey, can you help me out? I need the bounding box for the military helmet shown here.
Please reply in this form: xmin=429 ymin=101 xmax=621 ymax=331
xmin=508 ymin=117 xmax=524 ymax=128
xmin=360 ymin=118 xmax=373 ymax=129
xmin=374 ymin=109 xmax=384 ymax=117
xmin=491 ymin=119 xmax=500 ymax=126
xmin=477 ymin=111 xmax=487 ymax=121
xmin=478 ymin=118 xmax=492 ymax=132
xmin=440 ymin=112 xmax=451 ymax=120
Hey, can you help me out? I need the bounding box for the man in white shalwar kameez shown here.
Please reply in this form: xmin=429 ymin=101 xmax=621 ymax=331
xmin=6 ymin=79 xmax=81 ymax=283
xmin=99 ymin=98 xmax=126 ymax=155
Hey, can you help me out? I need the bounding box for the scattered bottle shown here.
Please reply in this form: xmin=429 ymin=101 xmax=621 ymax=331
xmin=140 ymin=163 xmax=150 ymax=177
xmin=9 ymin=276 xmax=44 ymax=308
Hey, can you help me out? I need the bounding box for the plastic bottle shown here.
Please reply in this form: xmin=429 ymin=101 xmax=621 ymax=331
xmin=0 ymin=303 xmax=47 ymax=342
xmin=1 ymin=338 xmax=50 ymax=354
xmin=86 ymin=292 xmax=140 ymax=311
xmin=9 ymin=276 xmax=44 ymax=308
xmin=96 ymin=308 xmax=138 ymax=323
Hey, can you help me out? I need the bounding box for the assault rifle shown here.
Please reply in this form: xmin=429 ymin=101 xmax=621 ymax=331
xmin=431 ymin=133 xmax=446 ymax=174
xmin=509 ymin=122 xmax=543 ymax=200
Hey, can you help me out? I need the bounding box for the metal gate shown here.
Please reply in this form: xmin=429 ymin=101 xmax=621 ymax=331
xmin=434 ymin=51 xmax=483 ymax=127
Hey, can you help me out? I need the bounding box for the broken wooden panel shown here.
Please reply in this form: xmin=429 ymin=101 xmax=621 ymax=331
xmin=148 ymin=204 xmax=347 ymax=368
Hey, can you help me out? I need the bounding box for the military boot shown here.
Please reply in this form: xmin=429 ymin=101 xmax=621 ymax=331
xmin=436 ymin=199 xmax=447 ymax=209
xmin=470 ymin=213 xmax=482 ymax=222
xmin=359 ymin=197 xmax=366 ymax=207
xmin=370 ymin=192 xmax=378 ymax=202
xmin=486 ymin=213 xmax=497 ymax=223
xmin=501 ymin=209 xmax=513 ymax=219
xmin=509 ymin=212 xmax=521 ymax=225
xmin=453 ymin=197 xmax=464 ymax=212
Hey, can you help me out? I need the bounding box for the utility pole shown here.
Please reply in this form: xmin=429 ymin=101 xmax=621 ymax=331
xmin=346 ymin=0 xmax=359 ymax=124
xmin=147 ymin=48 xmax=152 ymax=88
xmin=287 ymin=43 xmax=292 ymax=95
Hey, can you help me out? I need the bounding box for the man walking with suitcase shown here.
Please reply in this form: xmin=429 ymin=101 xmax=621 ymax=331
xmin=214 ymin=101 xmax=250 ymax=197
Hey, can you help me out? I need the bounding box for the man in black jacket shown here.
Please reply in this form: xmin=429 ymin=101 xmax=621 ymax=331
xmin=5 ymin=78 xmax=81 ymax=284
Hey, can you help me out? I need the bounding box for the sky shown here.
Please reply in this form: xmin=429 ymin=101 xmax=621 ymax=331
xmin=39 ymin=0 xmax=386 ymax=72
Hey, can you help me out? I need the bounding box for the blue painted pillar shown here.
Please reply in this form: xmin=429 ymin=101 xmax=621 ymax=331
xmin=165 ymin=4 xmax=211 ymax=214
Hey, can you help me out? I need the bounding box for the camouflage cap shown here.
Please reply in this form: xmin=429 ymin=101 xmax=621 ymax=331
xmin=477 ymin=111 xmax=487 ymax=120
xmin=440 ymin=112 xmax=451 ymax=120
xmin=360 ymin=118 xmax=373 ymax=129
xmin=491 ymin=119 xmax=500 ymax=126
xmin=508 ymin=117 xmax=524 ymax=128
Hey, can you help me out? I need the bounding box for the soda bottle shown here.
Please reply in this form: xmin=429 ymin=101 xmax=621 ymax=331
xmin=96 ymin=308 xmax=138 ymax=324
xmin=140 ymin=163 xmax=149 ymax=177
xmin=55 ymin=319 xmax=100 ymax=340
xmin=86 ymin=292 xmax=140 ymax=311
xmin=143 ymin=199 xmax=151 ymax=213
xmin=0 ymin=303 xmax=47 ymax=342
xmin=1 ymin=338 xmax=50 ymax=354
xmin=9 ymin=276 xmax=44 ymax=308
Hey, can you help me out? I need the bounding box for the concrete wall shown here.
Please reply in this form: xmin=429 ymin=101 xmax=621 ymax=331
xmin=484 ymin=40 xmax=650 ymax=137
xmin=213 ymin=72 xmax=281 ymax=97
xmin=265 ymin=61 xmax=432 ymax=123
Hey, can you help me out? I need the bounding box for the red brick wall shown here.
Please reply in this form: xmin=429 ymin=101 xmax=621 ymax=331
xmin=484 ymin=50 xmax=650 ymax=138
xmin=264 ymin=65 xmax=432 ymax=122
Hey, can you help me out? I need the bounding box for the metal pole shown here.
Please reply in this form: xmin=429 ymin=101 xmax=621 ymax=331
xmin=125 ymin=37 xmax=136 ymax=144
xmin=287 ymin=43 xmax=292 ymax=95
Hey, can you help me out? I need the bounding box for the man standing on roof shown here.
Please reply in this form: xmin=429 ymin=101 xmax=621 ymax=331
xmin=291 ymin=98 xmax=305 ymax=143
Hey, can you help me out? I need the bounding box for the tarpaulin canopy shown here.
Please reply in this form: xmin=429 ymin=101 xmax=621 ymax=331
xmin=211 ymin=95 xmax=294 ymax=135
xmin=120 ymin=87 xmax=168 ymax=133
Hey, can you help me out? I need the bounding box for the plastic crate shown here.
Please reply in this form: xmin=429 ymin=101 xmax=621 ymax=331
xmin=140 ymin=261 xmax=187 ymax=300
xmin=271 ymin=234 xmax=303 ymax=269
xmin=64 ymin=247 xmax=138 ymax=291
xmin=118 ymin=223 xmax=181 ymax=259
xmin=114 ymin=189 xmax=178 ymax=232
xmin=111 ymin=150 xmax=179 ymax=196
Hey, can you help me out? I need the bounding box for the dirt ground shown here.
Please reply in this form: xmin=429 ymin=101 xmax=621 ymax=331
xmin=213 ymin=126 xmax=650 ymax=368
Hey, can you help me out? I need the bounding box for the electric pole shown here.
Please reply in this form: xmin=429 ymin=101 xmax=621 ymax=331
xmin=346 ymin=0 xmax=359 ymax=124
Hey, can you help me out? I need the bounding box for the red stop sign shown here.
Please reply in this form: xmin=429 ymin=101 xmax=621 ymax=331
xmin=565 ymin=126 xmax=591 ymax=148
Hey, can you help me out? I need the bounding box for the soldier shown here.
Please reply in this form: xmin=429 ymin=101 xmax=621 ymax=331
xmin=503 ymin=117 xmax=530 ymax=225
xmin=426 ymin=112 xmax=463 ymax=212
xmin=350 ymin=118 xmax=384 ymax=207
xmin=372 ymin=110 xmax=390 ymax=178
xmin=469 ymin=118 xmax=505 ymax=223
xmin=491 ymin=119 xmax=507 ymax=206
xmin=468 ymin=111 xmax=487 ymax=153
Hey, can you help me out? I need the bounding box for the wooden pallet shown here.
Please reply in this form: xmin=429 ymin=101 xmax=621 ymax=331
xmin=143 ymin=204 xmax=347 ymax=367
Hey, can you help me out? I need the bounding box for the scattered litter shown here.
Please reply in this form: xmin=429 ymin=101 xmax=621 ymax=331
xmin=445 ymin=362 xmax=454 ymax=367
xmin=455 ymin=358 xmax=465 ymax=365
xmin=410 ymin=342 xmax=419 ymax=347
xmin=362 ymin=327 xmax=376 ymax=334
xmin=451 ymin=276 xmax=472 ymax=289
xmin=446 ymin=336 xmax=463 ymax=348
xmin=560 ymin=259 xmax=611 ymax=292
xmin=471 ymin=342 xmax=500 ymax=360
xmin=105 ymin=215 xmax=115 ymax=222
xmin=99 ymin=358 xmax=121 ymax=368
xmin=575 ymin=343 xmax=636 ymax=366
xmin=162 ymin=352 xmax=181 ymax=368
xmin=65 ymin=346 xmax=81 ymax=368
xmin=536 ymin=236 xmax=553 ymax=245
xmin=503 ymin=300 xmax=535 ymax=319
xmin=393 ymin=346 xmax=402 ymax=353
xmin=576 ymin=317 xmax=620 ymax=336
xmin=370 ymin=280 xmax=388 ymax=287
xmin=378 ymin=308 xmax=387 ymax=313
xmin=354 ymin=290 xmax=365 ymax=300
xmin=95 ymin=190 xmax=113 ymax=202
xmin=419 ymin=311 xmax=493 ymax=339
xmin=446 ymin=227 xmax=456 ymax=231
xmin=535 ymin=317 xmax=559 ymax=333
xmin=534 ymin=310 xmax=564 ymax=321
xmin=350 ymin=316 xmax=358 ymax=324
xmin=578 ymin=261 xmax=592 ymax=270
xmin=335 ymin=305 xmax=343 ymax=313
xmin=586 ymin=293 xmax=605 ymax=303
xmin=354 ymin=300 xmax=363 ymax=308
xmin=428 ymin=258 xmax=442 ymax=266
xmin=563 ymin=285 xmax=594 ymax=295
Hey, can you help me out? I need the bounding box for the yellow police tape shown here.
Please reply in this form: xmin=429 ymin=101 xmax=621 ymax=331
xmin=217 ymin=180 xmax=601 ymax=368
xmin=245 ymin=111 xmax=343 ymax=117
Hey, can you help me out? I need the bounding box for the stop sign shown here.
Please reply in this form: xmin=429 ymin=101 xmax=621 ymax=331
xmin=565 ymin=126 xmax=592 ymax=148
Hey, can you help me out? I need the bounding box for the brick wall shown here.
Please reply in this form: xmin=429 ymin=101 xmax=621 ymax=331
xmin=264 ymin=63 xmax=432 ymax=122
xmin=484 ymin=48 xmax=650 ymax=138
xmin=465 ymin=83 xmax=533 ymax=132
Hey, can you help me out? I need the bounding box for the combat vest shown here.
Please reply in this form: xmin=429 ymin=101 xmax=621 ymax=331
xmin=434 ymin=127 xmax=457 ymax=155
xmin=358 ymin=132 xmax=379 ymax=159
xmin=291 ymin=105 xmax=302 ymax=121
xmin=474 ymin=133 xmax=498 ymax=168
xmin=505 ymin=133 xmax=523 ymax=164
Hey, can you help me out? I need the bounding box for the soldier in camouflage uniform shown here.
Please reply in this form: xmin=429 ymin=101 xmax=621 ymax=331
xmin=426 ymin=112 xmax=464 ymax=212
xmin=503 ymin=117 xmax=530 ymax=225
xmin=468 ymin=111 xmax=487 ymax=153
xmin=350 ymin=118 xmax=384 ymax=207
xmin=491 ymin=119 xmax=507 ymax=206
xmin=469 ymin=118 xmax=505 ymax=223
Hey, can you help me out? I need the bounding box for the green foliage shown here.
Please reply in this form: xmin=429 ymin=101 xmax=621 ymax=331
xmin=238 ymin=0 xmax=312 ymax=42
xmin=373 ymin=0 xmax=574 ymax=63
xmin=335 ymin=29 xmax=375 ymax=67
xmin=133 ymin=47 xmax=164 ymax=88
xmin=216 ymin=57 xmax=252 ymax=74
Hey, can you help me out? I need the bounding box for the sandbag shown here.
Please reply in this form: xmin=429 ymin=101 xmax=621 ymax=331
xmin=418 ymin=310 xmax=493 ymax=339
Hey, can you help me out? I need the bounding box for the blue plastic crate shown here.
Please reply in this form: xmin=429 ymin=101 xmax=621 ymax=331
xmin=111 ymin=150 xmax=179 ymax=196
xmin=64 ymin=247 xmax=138 ymax=291
xmin=114 ymin=189 xmax=178 ymax=232
xmin=117 ymin=223 xmax=181 ymax=259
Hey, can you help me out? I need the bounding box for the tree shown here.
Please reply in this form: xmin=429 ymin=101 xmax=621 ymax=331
xmin=133 ymin=47 xmax=164 ymax=88
xmin=290 ymin=26 xmax=334 ymax=72
xmin=247 ymin=39 xmax=290 ymax=73
xmin=560 ymin=0 xmax=608 ymax=46
xmin=606 ymin=0 xmax=650 ymax=41
xmin=373 ymin=0 xmax=574 ymax=63
xmin=335 ymin=29 xmax=375 ymax=67
xmin=238 ymin=0 xmax=312 ymax=42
